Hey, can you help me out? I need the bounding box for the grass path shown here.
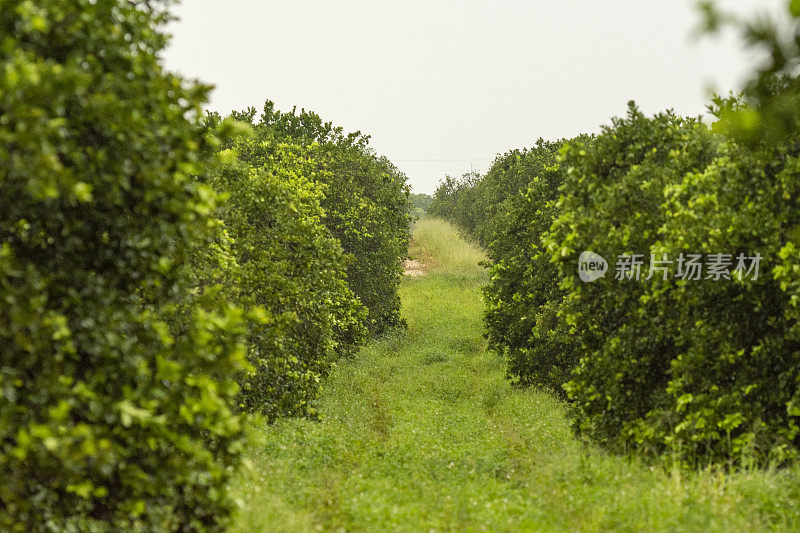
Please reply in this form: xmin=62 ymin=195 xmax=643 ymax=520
xmin=231 ymin=219 xmax=800 ymax=532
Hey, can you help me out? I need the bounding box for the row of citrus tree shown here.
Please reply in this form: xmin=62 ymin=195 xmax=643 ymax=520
xmin=0 ymin=0 xmax=409 ymax=530
xmin=431 ymin=3 xmax=800 ymax=468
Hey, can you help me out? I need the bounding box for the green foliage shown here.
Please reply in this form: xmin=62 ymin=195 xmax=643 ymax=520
xmin=434 ymin=2 xmax=800 ymax=468
xmin=428 ymin=171 xmax=485 ymax=242
xmin=476 ymin=101 xmax=800 ymax=466
xmin=230 ymin=102 xmax=412 ymax=334
xmin=700 ymin=1 xmax=800 ymax=146
xmin=481 ymin=142 xmax=577 ymax=393
xmin=638 ymin=131 xmax=800 ymax=464
xmin=0 ymin=0 xmax=246 ymax=529
xmin=207 ymin=132 xmax=367 ymax=420
xmin=472 ymin=141 xmax=566 ymax=247
xmin=409 ymin=192 xmax=434 ymax=219
xmin=548 ymin=98 xmax=800 ymax=465
xmin=410 ymin=192 xmax=434 ymax=212
xmin=428 ymin=140 xmax=571 ymax=249
xmin=429 ymin=140 xmax=586 ymax=393
xmin=545 ymin=2 xmax=800 ymax=466
xmin=231 ymin=220 xmax=800 ymax=532
xmin=548 ymin=105 xmax=720 ymax=460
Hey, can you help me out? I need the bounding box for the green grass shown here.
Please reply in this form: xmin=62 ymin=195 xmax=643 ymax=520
xmin=230 ymin=218 xmax=800 ymax=532
xmin=408 ymin=218 xmax=486 ymax=275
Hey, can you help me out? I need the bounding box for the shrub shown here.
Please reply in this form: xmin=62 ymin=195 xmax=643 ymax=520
xmin=207 ymin=133 xmax=367 ymax=419
xmin=482 ymin=141 xmax=577 ymax=393
xmin=428 ymin=140 xmax=584 ymax=393
xmin=546 ymin=3 xmax=800 ymax=465
xmin=548 ymin=104 xmax=718 ymax=459
xmin=231 ymin=103 xmax=412 ymax=334
xmin=474 ymin=101 xmax=800 ymax=466
xmin=549 ymin=98 xmax=800 ymax=465
xmin=431 ymin=1 xmax=800 ymax=468
xmin=0 ymin=0 xmax=246 ymax=529
xmin=428 ymin=141 xmax=571 ymax=250
xmin=630 ymin=130 xmax=800 ymax=464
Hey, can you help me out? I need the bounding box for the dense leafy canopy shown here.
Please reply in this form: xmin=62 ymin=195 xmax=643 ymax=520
xmin=229 ymin=102 xmax=412 ymax=334
xmin=480 ymin=142 xmax=577 ymax=393
xmin=205 ymin=128 xmax=368 ymax=420
xmin=0 ymin=0 xmax=247 ymax=529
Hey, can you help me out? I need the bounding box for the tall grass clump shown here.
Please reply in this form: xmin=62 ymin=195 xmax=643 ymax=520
xmin=409 ymin=218 xmax=486 ymax=276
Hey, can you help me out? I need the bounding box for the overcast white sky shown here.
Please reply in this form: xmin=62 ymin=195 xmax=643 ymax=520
xmin=164 ymin=0 xmax=786 ymax=194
